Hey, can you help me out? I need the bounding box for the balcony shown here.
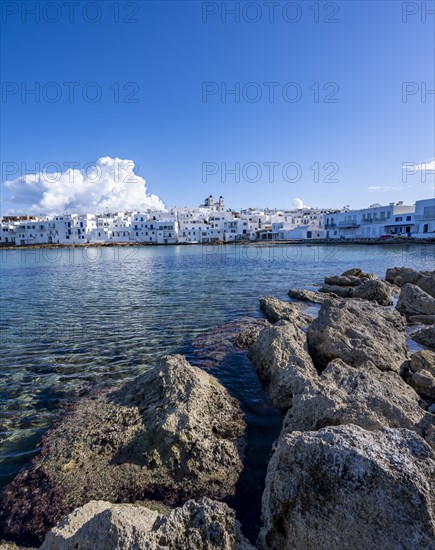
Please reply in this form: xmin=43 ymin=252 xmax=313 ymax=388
xmin=338 ymin=221 xmax=360 ymax=228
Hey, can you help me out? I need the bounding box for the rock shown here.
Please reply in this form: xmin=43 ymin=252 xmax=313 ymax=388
xmin=232 ymin=324 xmax=268 ymax=350
xmin=41 ymin=498 xmax=255 ymax=550
xmin=408 ymin=315 xmax=435 ymax=325
xmin=247 ymin=321 xmax=318 ymax=411
xmin=411 ymin=350 xmax=435 ymax=376
xmin=0 ymin=543 xmax=35 ymax=550
xmin=307 ymin=298 xmax=408 ymax=372
xmin=411 ymin=370 xmax=435 ymax=400
xmin=351 ymin=279 xmax=393 ymax=305
xmin=429 ymin=404 xmax=435 ymax=414
xmin=324 ymin=275 xmax=362 ymax=287
xmin=386 ymin=266 xmax=421 ymax=286
xmin=386 ymin=267 xmax=435 ymax=299
xmin=192 ymin=317 xmax=269 ymax=367
xmin=319 ymin=284 xmax=352 ymax=298
xmin=288 ymin=289 xmax=332 ymax=304
xmin=0 ymin=355 xmax=246 ymax=546
xmin=397 ymin=284 xmax=435 ymax=317
xmin=413 ymin=325 xmax=435 ymax=350
xmin=341 ymin=268 xmax=377 ymax=279
xmin=283 ymin=358 xmax=434 ymax=448
xmin=418 ymin=273 xmax=435 ymax=299
xmin=259 ymin=297 xmax=312 ymax=326
xmin=409 ymin=350 xmax=435 ymax=399
xmin=258 ymin=425 xmax=435 ymax=550
xmin=320 ymin=271 xmax=392 ymax=305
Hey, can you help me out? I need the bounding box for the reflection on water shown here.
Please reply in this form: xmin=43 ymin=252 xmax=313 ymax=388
xmin=1 ymin=243 xmax=434 ymax=491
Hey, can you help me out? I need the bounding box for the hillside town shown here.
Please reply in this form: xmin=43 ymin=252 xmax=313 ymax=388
xmin=0 ymin=196 xmax=434 ymax=246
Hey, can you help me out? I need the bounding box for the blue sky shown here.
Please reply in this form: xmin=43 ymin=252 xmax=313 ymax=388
xmin=1 ymin=0 xmax=434 ymax=213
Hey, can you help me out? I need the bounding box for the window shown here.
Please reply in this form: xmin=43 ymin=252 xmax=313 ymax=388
xmin=406 ymin=216 xmax=411 ymax=221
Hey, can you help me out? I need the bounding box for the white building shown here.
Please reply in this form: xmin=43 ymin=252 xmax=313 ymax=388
xmin=412 ymin=199 xmax=435 ymax=238
xmin=324 ymin=202 xmax=416 ymax=239
xmin=1 ymin=196 xmax=434 ymax=246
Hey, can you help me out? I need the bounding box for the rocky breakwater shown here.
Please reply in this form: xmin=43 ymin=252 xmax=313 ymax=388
xmin=289 ymin=267 xmax=395 ymax=306
xmin=249 ymin=266 xmax=435 ymax=549
xmin=247 ymin=297 xmax=318 ymax=411
xmin=0 ymin=355 xmax=246 ymax=547
xmin=391 ymin=267 xmax=435 ymax=353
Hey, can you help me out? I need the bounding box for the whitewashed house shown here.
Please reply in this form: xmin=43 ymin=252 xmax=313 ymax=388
xmin=324 ymin=202 xmax=415 ymax=239
xmin=412 ymin=198 xmax=435 ymax=238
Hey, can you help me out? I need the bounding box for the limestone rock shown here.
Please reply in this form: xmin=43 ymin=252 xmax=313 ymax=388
xmin=41 ymin=498 xmax=255 ymax=550
xmin=284 ymin=358 xmax=434 ymax=448
xmin=288 ymin=289 xmax=332 ymax=304
xmin=0 ymin=355 xmax=246 ymax=546
xmin=411 ymin=370 xmax=435 ymax=400
xmin=341 ymin=268 xmax=377 ymax=279
xmin=411 ymin=350 xmax=435 ymax=376
xmin=408 ymin=315 xmax=435 ymax=326
xmin=386 ymin=266 xmax=421 ymax=286
xmin=418 ymin=273 xmax=435 ymax=299
xmin=324 ymin=275 xmax=362 ymax=287
xmin=397 ymin=284 xmax=435 ymax=317
xmin=247 ymin=321 xmax=318 ymax=411
xmin=319 ymin=284 xmax=352 ymax=298
xmin=351 ymin=279 xmax=393 ymax=305
xmin=413 ymin=325 xmax=435 ymax=350
xmin=258 ymin=425 xmax=435 ymax=550
xmin=307 ymin=298 xmax=408 ymax=372
xmin=386 ymin=268 xmax=435 ymax=299
xmin=259 ymin=297 xmax=312 ymax=326
xmin=409 ymin=350 xmax=435 ymax=399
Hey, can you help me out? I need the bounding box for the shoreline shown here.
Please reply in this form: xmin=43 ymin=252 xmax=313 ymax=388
xmin=0 ymin=265 xmax=434 ymax=548
xmin=1 ymin=237 xmax=434 ymax=252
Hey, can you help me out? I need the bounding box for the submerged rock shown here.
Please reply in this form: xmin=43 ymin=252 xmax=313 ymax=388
xmin=247 ymin=321 xmax=318 ymax=411
xmin=259 ymin=297 xmax=312 ymax=326
xmin=307 ymin=298 xmax=408 ymax=372
xmin=258 ymin=425 xmax=435 ymax=550
xmin=40 ymin=498 xmax=255 ymax=550
xmin=0 ymin=355 xmax=246 ymax=546
xmin=397 ymin=283 xmax=435 ymax=317
xmin=283 ymin=358 xmax=434 ymax=448
xmin=413 ymin=325 xmax=435 ymax=351
xmin=192 ymin=317 xmax=269 ymax=367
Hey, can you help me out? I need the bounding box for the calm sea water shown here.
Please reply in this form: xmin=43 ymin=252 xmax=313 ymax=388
xmin=1 ymin=243 xmax=434 ymax=537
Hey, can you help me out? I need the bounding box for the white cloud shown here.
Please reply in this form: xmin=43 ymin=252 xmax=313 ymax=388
xmin=292 ymin=197 xmax=310 ymax=209
xmin=368 ymin=186 xmax=404 ymax=191
xmin=402 ymin=159 xmax=435 ymax=171
xmin=3 ymin=157 xmax=165 ymax=215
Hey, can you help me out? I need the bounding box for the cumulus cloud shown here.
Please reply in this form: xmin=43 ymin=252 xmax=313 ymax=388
xmin=292 ymin=197 xmax=310 ymax=209
xmin=2 ymin=157 xmax=165 ymax=215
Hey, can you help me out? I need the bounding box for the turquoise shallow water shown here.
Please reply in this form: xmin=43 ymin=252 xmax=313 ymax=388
xmin=0 ymin=243 xmax=434 ymax=537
